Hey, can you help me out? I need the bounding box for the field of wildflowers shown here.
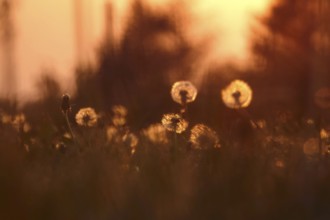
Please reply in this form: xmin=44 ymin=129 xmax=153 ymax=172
xmin=1 ymin=76 xmax=330 ymax=219
xmin=2 ymin=0 xmax=330 ymax=219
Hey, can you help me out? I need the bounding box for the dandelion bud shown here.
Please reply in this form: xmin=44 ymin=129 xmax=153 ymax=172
xmin=61 ymin=94 xmax=71 ymax=113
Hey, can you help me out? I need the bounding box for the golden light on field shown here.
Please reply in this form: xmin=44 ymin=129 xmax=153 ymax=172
xmin=0 ymin=0 xmax=272 ymax=102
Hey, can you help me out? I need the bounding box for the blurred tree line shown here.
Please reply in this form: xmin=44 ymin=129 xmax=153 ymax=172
xmin=74 ymin=1 xmax=200 ymax=129
xmin=3 ymin=0 xmax=330 ymax=128
xmin=75 ymin=0 xmax=329 ymax=127
xmin=251 ymin=0 xmax=330 ymax=116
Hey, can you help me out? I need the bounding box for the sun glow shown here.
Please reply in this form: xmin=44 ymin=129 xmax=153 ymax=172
xmin=186 ymin=0 xmax=272 ymax=64
xmin=0 ymin=0 xmax=272 ymax=102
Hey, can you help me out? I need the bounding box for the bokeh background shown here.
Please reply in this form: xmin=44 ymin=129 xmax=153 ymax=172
xmin=0 ymin=0 xmax=270 ymax=101
xmin=1 ymin=0 xmax=330 ymax=219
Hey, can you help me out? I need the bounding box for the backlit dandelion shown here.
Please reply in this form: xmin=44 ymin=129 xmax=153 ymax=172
xmin=171 ymin=81 xmax=198 ymax=105
xmin=314 ymin=87 xmax=330 ymax=109
xmin=142 ymin=123 xmax=169 ymax=144
xmin=75 ymin=107 xmax=98 ymax=127
xmin=161 ymin=113 xmax=188 ymax=133
xmin=221 ymin=80 xmax=252 ymax=109
xmin=112 ymin=105 xmax=127 ymax=126
xmin=190 ymin=124 xmax=220 ymax=149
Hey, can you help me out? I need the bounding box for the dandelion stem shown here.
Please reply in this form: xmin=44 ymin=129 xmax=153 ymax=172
xmin=64 ymin=112 xmax=76 ymax=145
xmin=180 ymin=106 xmax=187 ymax=116
xmin=172 ymin=132 xmax=178 ymax=162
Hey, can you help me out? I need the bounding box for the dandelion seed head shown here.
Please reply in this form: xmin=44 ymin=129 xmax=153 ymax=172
xmin=190 ymin=124 xmax=220 ymax=150
xmin=161 ymin=113 xmax=188 ymax=133
xmin=221 ymin=80 xmax=252 ymax=109
xmin=142 ymin=123 xmax=169 ymax=144
xmin=171 ymin=81 xmax=198 ymax=105
xmin=75 ymin=107 xmax=98 ymax=127
xmin=314 ymin=87 xmax=330 ymax=109
xmin=61 ymin=94 xmax=71 ymax=113
xmin=112 ymin=105 xmax=127 ymax=126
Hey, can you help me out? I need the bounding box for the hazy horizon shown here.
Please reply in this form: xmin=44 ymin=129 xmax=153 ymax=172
xmin=0 ymin=0 xmax=272 ymax=103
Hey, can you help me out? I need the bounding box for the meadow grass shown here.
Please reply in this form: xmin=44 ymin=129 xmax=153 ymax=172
xmin=1 ymin=80 xmax=330 ymax=220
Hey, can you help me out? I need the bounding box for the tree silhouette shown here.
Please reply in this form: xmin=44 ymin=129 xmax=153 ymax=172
xmin=84 ymin=1 xmax=198 ymax=127
xmin=251 ymin=0 xmax=330 ymax=114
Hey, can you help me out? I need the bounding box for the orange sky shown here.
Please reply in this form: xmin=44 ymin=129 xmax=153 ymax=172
xmin=0 ymin=0 xmax=272 ymax=103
